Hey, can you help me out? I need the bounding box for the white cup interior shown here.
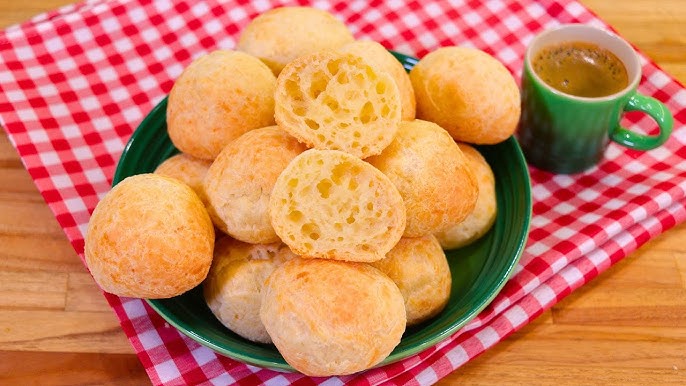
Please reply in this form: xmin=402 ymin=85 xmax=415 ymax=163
xmin=526 ymin=24 xmax=640 ymax=100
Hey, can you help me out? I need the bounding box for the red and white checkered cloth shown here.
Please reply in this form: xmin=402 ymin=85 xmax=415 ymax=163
xmin=1 ymin=0 xmax=685 ymax=384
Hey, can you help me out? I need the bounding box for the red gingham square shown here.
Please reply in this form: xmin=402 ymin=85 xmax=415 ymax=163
xmin=1 ymin=0 xmax=685 ymax=384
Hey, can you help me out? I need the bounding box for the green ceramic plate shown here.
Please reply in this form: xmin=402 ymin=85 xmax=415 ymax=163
xmin=112 ymin=52 xmax=532 ymax=371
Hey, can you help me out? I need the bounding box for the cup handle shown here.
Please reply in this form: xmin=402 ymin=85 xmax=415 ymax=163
xmin=610 ymin=92 xmax=673 ymax=151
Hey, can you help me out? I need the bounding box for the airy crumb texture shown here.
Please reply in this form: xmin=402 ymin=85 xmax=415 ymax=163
xmin=338 ymin=40 xmax=416 ymax=120
xmin=237 ymin=6 xmax=354 ymax=76
xmin=366 ymin=119 xmax=478 ymax=237
xmin=154 ymin=153 xmax=212 ymax=206
xmin=203 ymin=237 xmax=292 ymax=344
xmin=370 ymin=235 xmax=451 ymax=326
xmin=204 ymin=126 xmax=307 ymax=244
xmin=269 ymin=149 xmax=406 ymax=262
xmin=84 ymin=174 xmax=215 ymax=298
xmin=436 ymin=143 xmax=497 ymax=249
xmin=274 ymin=51 xmax=401 ymax=159
xmin=410 ymin=46 xmax=520 ymax=144
xmin=166 ymin=50 xmax=276 ymax=160
xmin=260 ymin=258 xmax=406 ymax=376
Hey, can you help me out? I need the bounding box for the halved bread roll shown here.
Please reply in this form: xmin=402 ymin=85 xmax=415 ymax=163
xmin=269 ymin=149 xmax=406 ymax=262
xmin=436 ymin=143 xmax=497 ymax=249
xmin=370 ymin=235 xmax=451 ymax=326
xmin=338 ymin=40 xmax=416 ymax=120
xmin=204 ymin=126 xmax=307 ymax=244
xmin=274 ymin=51 xmax=401 ymax=159
xmin=260 ymin=258 xmax=406 ymax=376
xmin=167 ymin=50 xmax=276 ymax=160
xmin=237 ymin=6 xmax=354 ymax=76
xmin=154 ymin=153 xmax=212 ymax=206
xmin=85 ymin=174 xmax=214 ymax=299
xmin=203 ymin=237 xmax=291 ymax=344
xmin=366 ymin=119 xmax=478 ymax=237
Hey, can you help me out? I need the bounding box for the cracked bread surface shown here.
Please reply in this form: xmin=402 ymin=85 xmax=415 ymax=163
xmin=338 ymin=40 xmax=416 ymax=121
xmin=237 ymin=6 xmax=354 ymax=76
xmin=274 ymin=51 xmax=402 ymax=159
xmin=204 ymin=126 xmax=307 ymax=244
xmin=366 ymin=119 xmax=478 ymax=237
xmin=269 ymin=149 xmax=406 ymax=262
xmin=84 ymin=174 xmax=214 ymax=299
xmin=260 ymin=258 xmax=406 ymax=376
xmin=166 ymin=50 xmax=276 ymax=160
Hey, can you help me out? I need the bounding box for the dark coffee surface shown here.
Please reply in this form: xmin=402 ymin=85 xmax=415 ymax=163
xmin=532 ymin=41 xmax=628 ymax=98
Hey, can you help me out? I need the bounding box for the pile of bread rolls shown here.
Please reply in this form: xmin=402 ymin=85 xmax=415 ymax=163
xmin=84 ymin=6 xmax=519 ymax=376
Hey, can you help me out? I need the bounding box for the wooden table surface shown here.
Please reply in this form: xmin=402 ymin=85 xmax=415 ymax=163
xmin=0 ymin=1 xmax=684 ymax=385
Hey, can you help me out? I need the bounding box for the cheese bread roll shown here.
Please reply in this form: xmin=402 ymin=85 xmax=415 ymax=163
xmin=371 ymin=235 xmax=451 ymax=326
xmin=167 ymin=50 xmax=276 ymax=160
xmin=237 ymin=6 xmax=354 ymax=76
xmin=436 ymin=144 xmax=497 ymax=249
xmin=204 ymin=126 xmax=307 ymax=243
xmin=367 ymin=119 xmax=478 ymax=237
xmin=338 ymin=40 xmax=416 ymax=120
xmin=154 ymin=153 xmax=212 ymax=206
xmin=260 ymin=258 xmax=406 ymax=376
xmin=410 ymin=46 xmax=520 ymax=144
xmin=275 ymin=51 xmax=401 ymax=159
xmin=85 ymin=174 xmax=214 ymax=298
xmin=203 ymin=238 xmax=291 ymax=344
xmin=269 ymin=149 xmax=406 ymax=262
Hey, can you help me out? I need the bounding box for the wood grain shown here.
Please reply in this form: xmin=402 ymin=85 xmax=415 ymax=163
xmin=0 ymin=351 xmax=145 ymax=386
xmin=0 ymin=1 xmax=684 ymax=385
xmin=0 ymin=3 xmax=146 ymax=383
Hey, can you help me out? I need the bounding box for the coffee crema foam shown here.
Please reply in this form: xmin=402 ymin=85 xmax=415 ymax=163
xmin=532 ymin=41 xmax=628 ymax=98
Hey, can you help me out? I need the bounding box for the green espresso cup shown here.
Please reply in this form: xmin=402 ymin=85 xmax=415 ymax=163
xmin=517 ymin=24 xmax=673 ymax=174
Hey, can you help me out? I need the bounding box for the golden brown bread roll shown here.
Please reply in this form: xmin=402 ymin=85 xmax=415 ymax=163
xmin=366 ymin=119 xmax=478 ymax=237
xmin=338 ymin=40 xmax=416 ymax=120
xmin=436 ymin=143 xmax=497 ymax=249
xmin=274 ymin=51 xmax=402 ymax=159
xmin=203 ymin=237 xmax=291 ymax=344
xmin=204 ymin=126 xmax=307 ymax=244
xmin=154 ymin=153 xmax=212 ymax=206
xmin=260 ymin=258 xmax=406 ymax=376
xmin=409 ymin=46 xmax=520 ymax=144
xmin=84 ymin=174 xmax=214 ymax=298
xmin=269 ymin=149 xmax=406 ymax=262
xmin=370 ymin=235 xmax=451 ymax=326
xmin=167 ymin=50 xmax=276 ymax=160
xmin=236 ymin=6 xmax=354 ymax=76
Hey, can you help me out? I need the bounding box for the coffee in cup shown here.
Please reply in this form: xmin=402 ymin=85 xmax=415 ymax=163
xmin=518 ymin=24 xmax=673 ymax=174
xmin=532 ymin=41 xmax=628 ymax=98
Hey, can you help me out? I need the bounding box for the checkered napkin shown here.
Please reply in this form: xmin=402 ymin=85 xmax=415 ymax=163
xmin=1 ymin=0 xmax=685 ymax=384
